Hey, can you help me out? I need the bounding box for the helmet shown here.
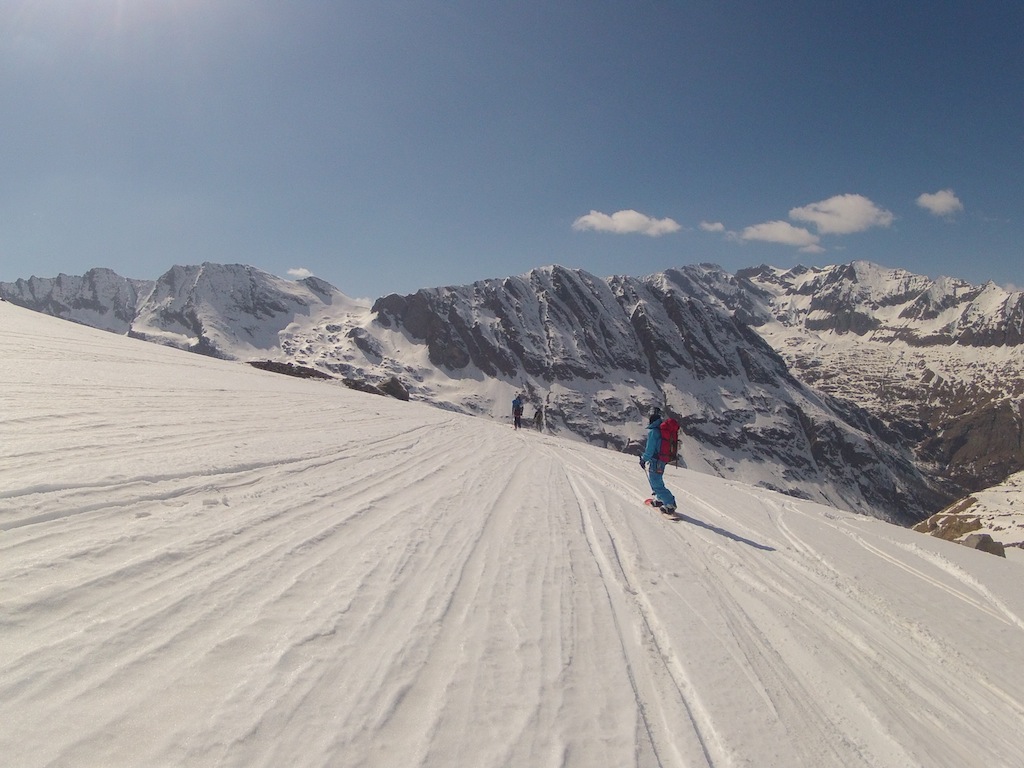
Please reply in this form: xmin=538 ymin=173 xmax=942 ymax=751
xmin=648 ymin=406 xmax=662 ymax=424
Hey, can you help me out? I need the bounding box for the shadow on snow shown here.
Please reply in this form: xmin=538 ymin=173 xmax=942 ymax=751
xmin=674 ymin=514 xmax=776 ymax=552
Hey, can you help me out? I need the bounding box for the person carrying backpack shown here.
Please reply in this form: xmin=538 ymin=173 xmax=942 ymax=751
xmin=512 ymin=394 xmax=524 ymax=430
xmin=640 ymin=407 xmax=678 ymax=515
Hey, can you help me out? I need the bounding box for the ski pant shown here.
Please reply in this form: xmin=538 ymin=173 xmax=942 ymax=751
xmin=647 ymin=462 xmax=676 ymax=508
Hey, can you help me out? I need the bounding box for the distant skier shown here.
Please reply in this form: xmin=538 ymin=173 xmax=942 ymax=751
xmin=532 ymin=407 xmax=544 ymax=432
xmin=640 ymin=407 xmax=678 ymax=515
xmin=512 ymin=394 xmax=524 ymax=430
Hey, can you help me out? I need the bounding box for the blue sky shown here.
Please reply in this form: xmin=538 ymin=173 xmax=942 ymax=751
xmin=2 ymin=1 xmax=1021 ymax=298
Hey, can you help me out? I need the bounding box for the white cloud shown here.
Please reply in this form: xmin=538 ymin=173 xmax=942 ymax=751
xmin=572 ymin=209 xmax=681 ymax=237
xmin=287 ymin=267 xmax=313 ymax=279
xmin=789 ymin=194 xmax=894 ymax=234
xmin=916 ymin=189 xmax=964 ymax=217
xmin=707 ymin=192 xmax=895 ymax=255
xmin=740 ymin=220 xmax=821 ymax=251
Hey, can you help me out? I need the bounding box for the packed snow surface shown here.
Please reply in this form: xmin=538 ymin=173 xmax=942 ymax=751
xmin=3 ymin=302 xmax=1024 ymax=768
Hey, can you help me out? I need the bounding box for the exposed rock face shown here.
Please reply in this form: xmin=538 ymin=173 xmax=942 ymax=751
xmin=913 ymin=510 xmax=983 ymax=540
xmin=373 ymin=268 xmax=646 ymax=380
xmin=249 ymin=361 xmax=333 ymax=380
xmin=960 ymin=533 xmax=1007 ymax=557
xmin=379 ymin=376 xmax=411 ymax=401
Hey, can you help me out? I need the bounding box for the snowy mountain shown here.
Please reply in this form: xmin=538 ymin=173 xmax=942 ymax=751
xmin=3 ymin=299 xmax=1024 ymax=768
xmin=715 ymin=261 xmax=1024 ymax=494
xmin=2 ymin=262 xmax=947 ymax=524
xmin=0 ymin=263 xmax=360 ymax=357
xmin=0 ymin=266 xmax=151 ymax=333
xmin=359 ymin=266 xmax=948 ymax=523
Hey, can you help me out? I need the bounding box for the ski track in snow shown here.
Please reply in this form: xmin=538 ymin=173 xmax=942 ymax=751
xmin=3 ymin=302 xmax=1024 ymax=768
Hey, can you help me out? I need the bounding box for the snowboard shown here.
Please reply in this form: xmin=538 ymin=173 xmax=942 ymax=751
xmin=644 ymin=498 xmax=682 ymax=519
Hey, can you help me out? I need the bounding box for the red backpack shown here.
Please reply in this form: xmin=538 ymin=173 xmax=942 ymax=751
xmin=657 ymin=418 xmax=680 ymax=464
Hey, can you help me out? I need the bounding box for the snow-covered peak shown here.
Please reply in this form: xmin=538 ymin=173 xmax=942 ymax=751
xmin=738 ymin=260 xmax=1022 ymax=346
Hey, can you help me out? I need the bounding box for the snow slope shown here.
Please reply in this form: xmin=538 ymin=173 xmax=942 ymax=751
xmin=3 ymin=301 xmax=1024 ymax=768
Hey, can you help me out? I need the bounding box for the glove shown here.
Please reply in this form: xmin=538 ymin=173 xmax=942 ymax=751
xmin=639 ymin=458 xmax=647 ymax=469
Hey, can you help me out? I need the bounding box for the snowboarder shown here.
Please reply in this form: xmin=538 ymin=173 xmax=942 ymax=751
xmin=512 ymin=394 xmax=524 ymax=430
xmin=532 ymin=407 xmax=544 ymax=431
xmin=640 ymin=407 xmax=677 ymax=514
